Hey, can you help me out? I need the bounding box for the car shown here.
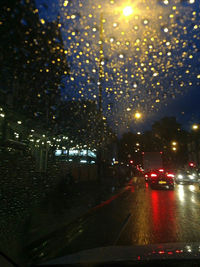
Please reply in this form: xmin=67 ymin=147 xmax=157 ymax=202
xmin=175 ymin=170 xmax=198 ymax=184
xmin=144 ymin=168 xmax=165 ymax=182
xmin=149 ymin=169 xmax=175 ymax=190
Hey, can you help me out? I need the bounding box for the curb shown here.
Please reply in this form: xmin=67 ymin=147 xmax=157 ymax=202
xmin=27 ymin=179 xmax=135 ymax=244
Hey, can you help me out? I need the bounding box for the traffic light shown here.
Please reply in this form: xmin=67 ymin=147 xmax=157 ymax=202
xmin=189 ymin=162 xmax=196 ymax=168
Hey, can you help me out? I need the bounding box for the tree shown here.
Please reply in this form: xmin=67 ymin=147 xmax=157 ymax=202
xmin=152 ymin=117 xmax=181 ymax=143
xmin=117 ymin=117 xmax=188 ymax=168
xmin=151 ymin=117 xmax=188 ymax=168
xmin=57 ymin=100 xmax=115 ymax=150
xmin=118 ymin=132 xmax=142 ymax=164
xmin=142 ymin=130 xmax=163 ymax=152
xmin=1 ymin=0 xmax=69 ymax=134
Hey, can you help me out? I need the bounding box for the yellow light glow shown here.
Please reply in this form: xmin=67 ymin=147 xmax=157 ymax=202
xmin=192 ymin=124 xmax=199 ymax=130
xmin=135 ymin=112 xmax=142 ymax=119
xmin=178 ymin=185 xmax=185 ymax=202
xmin=123 ymin=6 xmax=133 ymax=17
xmin=40 ymin=18 xmax=45 ymax=24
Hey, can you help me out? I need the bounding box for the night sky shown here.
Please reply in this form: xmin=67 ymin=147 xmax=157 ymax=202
xmin=36 ymin=0 xmax=200 ymax=135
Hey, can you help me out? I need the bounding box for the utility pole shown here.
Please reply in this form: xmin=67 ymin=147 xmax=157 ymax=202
xmin=97 ymin=11 xmax=104 ymax=182
xmin=98 ymin=11 xmax=104 ymax=115
xmin=44 ymin=96 xmax=50 ymax=173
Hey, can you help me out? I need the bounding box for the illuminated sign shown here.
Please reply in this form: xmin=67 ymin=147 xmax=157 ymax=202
xmin=88 ymin=150 xmax=96 ymax=158
xmin=80 ymin=150 xmax=87 ymax=156
xmin=55 ymin=150 xmax=62 ymax=156
xmin=55 ymin=149 xmax=97 ymax=158
xmin=69 ymin=150 xmax=79 ymax=156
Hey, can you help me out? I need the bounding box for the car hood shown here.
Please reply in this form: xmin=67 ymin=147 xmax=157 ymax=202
xmin=38 ymin=242 xmax=200 ymax=266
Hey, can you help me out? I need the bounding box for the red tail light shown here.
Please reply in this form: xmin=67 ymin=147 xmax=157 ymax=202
xmin=151 ymin=173 xmax=157 ymax=178
xmin=167 ymin=174 xmax=174 ymax=178
xmin=158 ymin=169 xmax=164 ymax=172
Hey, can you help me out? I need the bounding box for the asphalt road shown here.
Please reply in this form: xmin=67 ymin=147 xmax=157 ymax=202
xmin=28 ymin=178 xmax=200 ymax=265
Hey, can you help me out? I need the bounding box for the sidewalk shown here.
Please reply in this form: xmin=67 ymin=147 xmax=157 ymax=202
xmin=24 ymin=178 xmax=133 ymax=245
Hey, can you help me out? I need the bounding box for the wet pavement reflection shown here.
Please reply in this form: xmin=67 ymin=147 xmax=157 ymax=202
xmin=1 ymin=178 xmax=200 ymax=266
xmin=26 ymin=179 xmax=200 ymax=265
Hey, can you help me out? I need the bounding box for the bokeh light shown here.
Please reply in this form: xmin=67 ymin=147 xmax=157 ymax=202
xmin=135 ymin=112 xmax=142 ymax=120
xmin=123 ymin=6 xmax=134 ymax=17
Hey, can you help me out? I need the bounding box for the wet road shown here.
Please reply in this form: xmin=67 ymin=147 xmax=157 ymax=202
xmin=29 ymin=178 xmax=200 ymax=264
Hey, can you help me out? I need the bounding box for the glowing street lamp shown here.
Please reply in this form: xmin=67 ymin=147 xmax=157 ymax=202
xmin=172 ymin=141 xmax=178 ymax=152
xmin=192 ymin=124 xmax=199 ymax=130
xmin=98 ymin=5 xmax=134 ymax=112
xmin=123 ymin=6 xmax=134 ymax=17
xmin=134 ymin=112 xmax=142 ymax=120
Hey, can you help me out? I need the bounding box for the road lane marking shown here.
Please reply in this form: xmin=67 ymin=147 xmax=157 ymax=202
xmin=113 ymin=213 xmax=132 ymax=245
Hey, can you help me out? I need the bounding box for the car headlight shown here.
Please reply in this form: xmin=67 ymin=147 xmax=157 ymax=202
xmin=178 ymin=174 xmax=183 ymax=179
xmin=189 ymin=175 xmax=194 ymax=180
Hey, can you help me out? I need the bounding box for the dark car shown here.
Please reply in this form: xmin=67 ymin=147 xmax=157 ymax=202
xmin=149 ymin=169 xmax=175 ymax=190
xmin=144 ymin=168 xmax=165 ymax=183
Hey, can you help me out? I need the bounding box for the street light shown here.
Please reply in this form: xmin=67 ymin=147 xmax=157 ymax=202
xmin=98 ymin=6 xmax=134 ymax=114
xmin=134 ymin=112 xmax=142 ymax=120
xmin=171 ymin=141 xmax=177 ymax=152
xmin=192 ymin=124 xmax=199 ymax=130
xmin=123 ymin=6 xmax=134 ymax=17
xmin=191 ymin=124 xmax=199 ymax=166
xmin=98 ymin=11 xmax=104 ymax=114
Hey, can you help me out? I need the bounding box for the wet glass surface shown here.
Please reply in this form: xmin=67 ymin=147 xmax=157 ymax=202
xmin=1 ymin=0 xmax=200 ymax=266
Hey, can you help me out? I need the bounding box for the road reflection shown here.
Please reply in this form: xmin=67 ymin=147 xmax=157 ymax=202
xmin=177 ymin=185 xmax=185 ymax=202
xmin=189 ymin=185 xmax=195 ymax=192
xmin=151 ymin=188 xmax=177 ymax=243
xmin=25 ymin=180 xmax=200 ymax=264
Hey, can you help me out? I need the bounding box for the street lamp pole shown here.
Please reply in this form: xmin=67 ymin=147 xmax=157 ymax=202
xmin=98 ymin=11 xmax=104 ymax=115
xmin=191 ymin=124 xmax=200 ymax=166
xmin=96 ymin=6 xmax=134 ymax=182
xmin=97 ymin=11 xmax=105 ymax=183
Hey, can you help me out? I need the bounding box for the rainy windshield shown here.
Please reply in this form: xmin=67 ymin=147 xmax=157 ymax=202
xmin=1 ymin=0 xmax=200 ymax=266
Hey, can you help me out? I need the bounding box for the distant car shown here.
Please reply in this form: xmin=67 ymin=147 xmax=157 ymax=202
xmin=144 ymin=168 xmax=165 ymax=183
xmin=149 ymin=169 xmax=175 ymax=190
xmin=175 ymin=170 xmax=198 ymax=184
